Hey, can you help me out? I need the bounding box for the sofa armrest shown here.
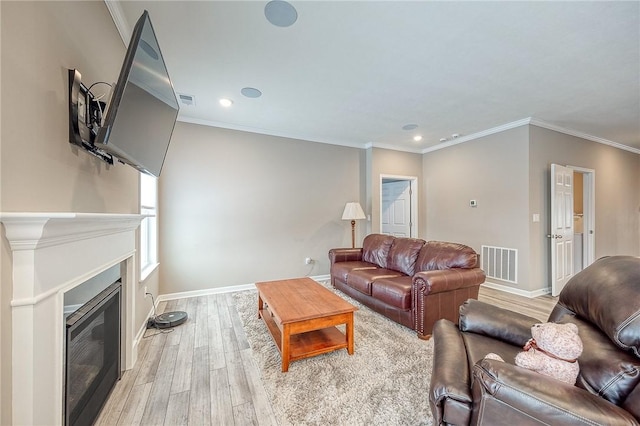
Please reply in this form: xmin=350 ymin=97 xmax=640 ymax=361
xmin=472 ymin=359 xmax=640 ymax=425
xmin=328 ymin=248 xmax=363 ymax=264
xmin=429 ymin=319 xmax=473 ymax=426
xmin=412 ymin=268 xmax=485 ymax=339
xmin=412 ymin=268 xmax=486 ymax=295
xmin=459 ymin=299 xmax=540 ymax=347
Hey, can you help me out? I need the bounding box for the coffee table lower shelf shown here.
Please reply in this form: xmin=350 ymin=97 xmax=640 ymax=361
xmin=259 ymin=307 xmax=351 ymax=371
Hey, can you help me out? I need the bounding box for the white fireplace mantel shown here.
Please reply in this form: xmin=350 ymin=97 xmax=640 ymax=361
xmin=1 ymin=212 xmax=144 ymax=425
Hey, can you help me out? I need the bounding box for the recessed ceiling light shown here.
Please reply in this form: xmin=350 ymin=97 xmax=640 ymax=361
xmin=241 ymin=87 xmax=262 ymax=98
xmin=219 ymin=98 xmax=233 ymax=107
xmin=265 ymin=0 xmax=298 ymax=27
xmin=452 ymin=133 xmax=460 ymax=139
xmin=413 ymin=135 xmax=423 ymax=142
xmin=439 ymin=138 xmax=448 ymax=143
xmin=402 ymin=124 xmax=418 ymax=131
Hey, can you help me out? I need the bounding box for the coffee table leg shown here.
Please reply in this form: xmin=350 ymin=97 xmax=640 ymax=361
xmin=281 ymin=324 xmax=290 ymax=372
xmin=258 ymin=294 xmax=263 ymax=319
xmin=346 ymin=312 xmax=354 ymax=355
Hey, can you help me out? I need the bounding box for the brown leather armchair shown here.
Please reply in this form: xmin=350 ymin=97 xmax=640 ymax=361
xmin=429 ymin=256 xmax=640 ymax=425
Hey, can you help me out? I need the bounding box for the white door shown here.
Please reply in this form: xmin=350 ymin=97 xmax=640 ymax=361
xmin=550 ymin=164 xmax=575 ymax=296
xmin=381 ymin=180 xmax=411 ymax=237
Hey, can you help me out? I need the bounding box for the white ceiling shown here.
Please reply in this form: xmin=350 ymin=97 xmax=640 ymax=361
xmin=108 ymin=1 xmax=640 ymax=154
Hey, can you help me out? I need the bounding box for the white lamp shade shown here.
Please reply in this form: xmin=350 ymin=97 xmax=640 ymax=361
xmin=342 ymin=202 xmax=366 ymax=220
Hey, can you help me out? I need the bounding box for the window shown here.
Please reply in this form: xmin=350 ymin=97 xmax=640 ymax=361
xmin=140 ymin=173 xmax=158 ymax=280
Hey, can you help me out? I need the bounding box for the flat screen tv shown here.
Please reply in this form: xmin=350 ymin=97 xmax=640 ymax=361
xmin=93 ymin=10 xmax=179 ymax=177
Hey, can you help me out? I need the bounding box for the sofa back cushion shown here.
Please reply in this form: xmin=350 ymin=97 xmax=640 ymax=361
xmin=362 ymin=234 xmax=395 ymax=268
xmin=387 ymin=238 xmax=426 ymax=275
xmin=415 ymin=241 xmax=478 ymax=272
xmin=554 ymin=256 xmax=640 ymax=357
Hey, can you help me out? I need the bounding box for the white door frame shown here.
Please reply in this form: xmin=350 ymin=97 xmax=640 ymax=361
xmin=568 ymin=166 xmax=596 ymax=268
xmin=550 ymin=164 xmax=575 ymax=296
xmin=380 ymin=174 xmax=418 ymax=237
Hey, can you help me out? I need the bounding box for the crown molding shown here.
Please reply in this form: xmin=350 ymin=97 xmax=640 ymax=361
xmin=177 ymin=116 xmax=368 ymax=150
xmin=421 ymin=118 xmax=532 ymax=154
xmin=104 ymin=0 xmax=130 ymax=46
xmin=529 ymin=118 xmax=640 ymax=155
xmin=420 ymin=117 xmax=640 ymax=155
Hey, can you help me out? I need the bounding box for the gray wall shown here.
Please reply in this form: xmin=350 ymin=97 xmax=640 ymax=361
xmin=422 ymin=124 xmax=640 ymax=294
xmin=158 ymin=123 xmax=364 ymax=294
xmin=528 ymin=125 xmax=640 ymax=288
xmin=0 ymin=3 xmax=152 ymax=422
xmin=370 ymin=148 xmax=424 ymax=235
xmin=422 ymin=126 xmax=533 ymax=290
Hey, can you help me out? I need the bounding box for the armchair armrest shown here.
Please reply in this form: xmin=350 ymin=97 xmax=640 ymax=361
xmin=459 ymin=299 xmax=540 ymax=347
xmin=412 ymin=268 xmax=485 ymax=339
xmin=429 ymin=319 xmax=473 ymax=426
xmin=328 ymin=247 xmax=363 ymax=264
xmin=472 ymin=359 xmax=639 ymax=425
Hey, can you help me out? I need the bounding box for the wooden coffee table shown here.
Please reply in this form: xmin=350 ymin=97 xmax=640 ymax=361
xmin=255 ymin=277 xmax=357 ymax=372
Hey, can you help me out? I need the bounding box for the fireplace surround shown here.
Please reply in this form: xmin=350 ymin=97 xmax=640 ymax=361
xmin=0 ymin=213 xmax=144 ymax=425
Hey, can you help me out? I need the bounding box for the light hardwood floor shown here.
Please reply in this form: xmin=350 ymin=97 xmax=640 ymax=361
xmin=96 ymin=286 xmax=557 ymax=425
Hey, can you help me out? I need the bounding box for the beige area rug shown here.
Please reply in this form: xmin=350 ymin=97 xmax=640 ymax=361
xmin=232 ymin=281 xmax=434 ymax=426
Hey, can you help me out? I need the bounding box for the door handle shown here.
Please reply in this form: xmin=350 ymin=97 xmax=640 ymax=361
xmin=546 ymin=234 xmax=563 ymax=239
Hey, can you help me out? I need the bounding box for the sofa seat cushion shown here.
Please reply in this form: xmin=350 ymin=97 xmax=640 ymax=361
xmin=331 ymin=261 xmax=377 ymax=283
xmin=371 ymin=276 xmax=413 ymax=310
xmin=387 ymin=238 xmax=426 ymax=276
xmin=362 ymin=234 xmax=395 ymax=268
xmin=346 ymin=268 xmax=403 ymax=296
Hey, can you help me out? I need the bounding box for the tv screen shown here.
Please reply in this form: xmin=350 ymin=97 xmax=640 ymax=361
xmin=95 ymin=10 xmax=179 ymax=177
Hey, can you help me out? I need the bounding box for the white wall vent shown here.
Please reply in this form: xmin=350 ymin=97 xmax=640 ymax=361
xmin=481 ymin=245 xmax=518 ymax=284
xmin=177 ymin=93 xmax=195 ymax=106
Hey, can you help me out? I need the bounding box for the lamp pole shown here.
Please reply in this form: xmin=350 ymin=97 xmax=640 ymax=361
xmin=350 ymin=219 xmax=356 ymax=248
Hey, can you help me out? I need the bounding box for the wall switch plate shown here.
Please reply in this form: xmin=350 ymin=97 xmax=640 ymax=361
xmin=533 ymin=214 xmax=540 ymax=222
xmin=305 ymin=257 xmax=313 ymax=265
xmin=469 ymin=200 xmax=477 ymax=207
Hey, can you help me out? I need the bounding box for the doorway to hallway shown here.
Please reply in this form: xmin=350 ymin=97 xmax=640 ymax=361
xmin=381 ymin=175 xmax=418 ymax=237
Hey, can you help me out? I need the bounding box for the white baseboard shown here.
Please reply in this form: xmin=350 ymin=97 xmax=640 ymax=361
xmin=155 ymin=274 xmax=332 ymax=303
xmin=482 ymin=280 xmax=551 ymax=298
xmin=133 ymin=305 xmax=154 ymax=356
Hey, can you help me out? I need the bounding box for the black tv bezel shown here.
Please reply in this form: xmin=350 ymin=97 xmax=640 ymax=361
xmin=94 ymin=10 xmax=179 ymax=177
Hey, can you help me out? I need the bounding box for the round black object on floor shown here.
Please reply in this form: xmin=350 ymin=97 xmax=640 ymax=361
xmin=152 ymin=311 xmax=188 ymax=328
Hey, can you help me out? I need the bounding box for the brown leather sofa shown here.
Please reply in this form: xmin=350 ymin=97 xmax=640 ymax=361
xmin=329 ymin=234 xmax=486 ymax=339
xmin=429 ymin=255 xmax=640 ymax=425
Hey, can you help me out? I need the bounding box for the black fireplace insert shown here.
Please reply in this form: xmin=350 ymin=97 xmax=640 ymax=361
xmin=64 ymin=279 xmax=121 ymax=426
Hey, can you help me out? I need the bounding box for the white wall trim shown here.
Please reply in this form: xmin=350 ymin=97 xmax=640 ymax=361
xmin=482 ymin=280 xmax=551 ymax=299
xmin=133 ymin=305 xmax=155 ymax=354
xmin=179 ymin=114 xmax=640 ymax=156
xmin=420 ymin=117 xmax=640 ymax=155
xmin=157 ymin=283 xmax=257 ymax=303
xmin=178 ymin=116 xmax=369 ymax=151
xmin=530 ymin=118 xmax=640 ymax=155
xmin=421 ymin=118 xmax=532 ymax=154
xmin=104 ymin=0 xmax=130 ymax=46
xmin=155 ymin=274 xmax=332 ymax=303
